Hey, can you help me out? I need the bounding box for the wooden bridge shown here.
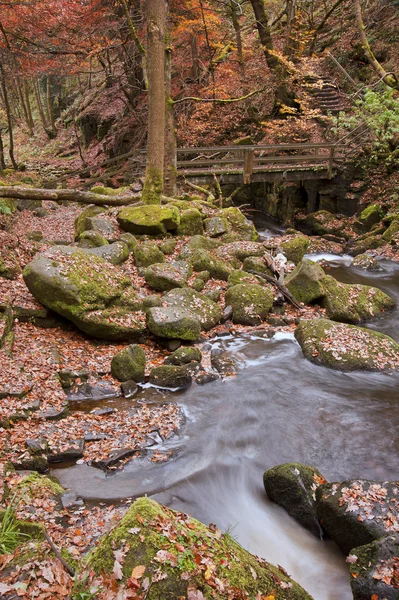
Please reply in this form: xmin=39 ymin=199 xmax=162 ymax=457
xmin=175 ymin=141 xmax=348 ymax=184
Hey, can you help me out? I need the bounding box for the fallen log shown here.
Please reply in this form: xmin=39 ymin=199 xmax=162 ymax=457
xmin=0 ymin=186 xmax=141 ymax=207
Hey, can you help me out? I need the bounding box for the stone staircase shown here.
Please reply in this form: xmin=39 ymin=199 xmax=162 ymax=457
xmin=305 ymin=75 xmax=351 ymax=114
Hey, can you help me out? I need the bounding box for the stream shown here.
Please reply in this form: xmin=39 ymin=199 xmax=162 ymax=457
xmin=54 ymin=218 xmax=399 ymax=600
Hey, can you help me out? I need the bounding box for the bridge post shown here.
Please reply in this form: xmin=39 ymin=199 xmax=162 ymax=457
xmin=328 ymin=146 xmax=334 ymax=179
xmin=243 ymin=149 xmax=254 ymax=184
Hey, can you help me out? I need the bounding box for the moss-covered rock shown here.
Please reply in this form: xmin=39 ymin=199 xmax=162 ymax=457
xmin=118 ymin=205 xmax=180 ymax=235
xmin=349 ymin=535 xmax=399 ymax=599
xmin=149 ymin=365 xmax=192 ymax=389
xmin=242 ymin=256 xmax=271 ymax=275
xmin=176 ymin=208 xmax=204 ymax=236
xmin=190 ymin=277 xmax=206 ymax=291
xmin=190 ymin=248 xmax=232 ymax=280
xmin=111 ymin=345 xmax=146 ymax=382
xmin=165 ymin=346 xmax=202 ymax=365
xmin=91 ymin=185 xmax=129 ymax=196
xmin=280 ymin=235 xmax=310 ymax=264
xmin=215 ymin=241 xmax=265 ymax=262
xmin=159 ymin=238 xmax=177 ymax=255
xmin=120 ymin=232 xmax=139 ymax=252
xmin=162 ymin=288 xmax=222 ymax=330
xmin=228 ymin=269 xmax=263 ymax=288
xmin=354 ymin=204 xmax=384 ymax=234
xmin=382 ymin=218 xmax=399 ymax=242
xmin=204 ymin=216 xmax=229 ymax=237
xmin=285 ymin=259 xmax=326 ymax=304
xmin=23 ymin=246 xmax=145 ymax=340
xmin=74 ymin=205 xmax=106 ymax=240
xmin=316 ymin=480 xmax=399 ymax=555
xmin=303 ymin=211 xmax=346 ymax=237
xmin=78 ymin=230 xmax=109 ymax=248
xmin=134 ymin=242 xmax=165 ymax=268
xmin=85 ymin=497 xmax=313 ymax=599
xmin=350 ymin=235 xmax=385 ymax=256
xmin=352 ymin=254 xmax=383 ymax=271
xmin=264 ymin=463 xmax=327 ymax=537
xmin=0 ymin=251 xmax=21 ymax=280
xmin=85 ymin=241 xmax=129 ymax=265
xmin=146 ymin=307 xmax=201 ymax=341
xmin=295 ymin=318 xmax=399 ymax=372
xmin=322 ymin=275 xmax=395 ymax=323
xmin=225 ymin=283 xmax=274 ymax=326
xmin=220 ymin=207 xmax=259 ymax=241
xmin=178 ymin=235 xmax=221 ymax=261
xmin=145 ymin=261 xmax=192 ymax=291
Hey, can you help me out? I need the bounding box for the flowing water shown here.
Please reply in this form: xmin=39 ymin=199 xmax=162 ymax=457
xmin=55 ymin=219 xmax=399 ymax=600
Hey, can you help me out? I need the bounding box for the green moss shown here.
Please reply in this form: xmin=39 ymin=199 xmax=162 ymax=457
xmin=382 ymin=218 xmax=399 ymax=242
xmin=190 ymin=249 xmax=232 ymax=280
xmin=74 ymin=206 xmax=106 ymax=240
xmin=91 ymin=186 xmax=128 ymax=196
xmin=165 ymin=347 xmax=202 ymax=365
xmin=142 ymin=167 xmax=164 ymax=205
xmin=146 ymin=306 xmax=201 ymax=341
xmin=281 ymin=235 xmax=310 ymax=264
xmin=285 ymin=259 xmax=326 ymax=304
xmin=134 ymin=242 xmax=165 ymax=268
xmin=120 ymin=232 xmax=139 ymax=252
xmin=162 ymin=288 xmax=222 ymax=331
xmin=118 ymin=204 xmax=180 ymax=235
xmin=149 ymin=364 xmax=192 ymax=389
xmin=159 ymin=238 xmax=177 ymax=254
xmin=225 ymin=283 xmax=274 ymax=326
xmin=176 ymin=208 xmax=204 ymax=236
xmin=78 ymin=230 xmax=108 ymax=248
xmin=228 ymin=269 xmax=263 ymax=288
xmin=14 ymin=472 xmax=64 ymax=498
xmin=220 ymin=207 xmax=258 ymax=241
xmin=111 ymin=345 xmax=146 ymax=382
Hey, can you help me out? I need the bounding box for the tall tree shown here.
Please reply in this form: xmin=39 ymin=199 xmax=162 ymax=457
xmin=248 ymin=0 xmax=280 ymax=72
xmin=142 ymin=0 xmax=167 ymax=205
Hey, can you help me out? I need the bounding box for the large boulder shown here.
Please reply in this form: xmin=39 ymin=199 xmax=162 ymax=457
xmin=316 ymin=480 xmax=399 ymax=554
xmin=84 ymin=216 xmax=119 ymax=241
xmin=204 ymin=216 xmax=229 ymax=237
xmin=349 ymin=535 xmax=399 ymax=599
xmin=302 ymin=210 xmax=346 ymax=237
xmin=23 ymin=246 xmax=145 ymax=340
xmin=280 ymin=234 xmax=310 ymax=264
xmin=215 ymin=241 xmax=265 ymax=262
xmin=285 ymin=259 xmax=326 ymax=304
xmin=146 ymin=306 xmax=201 ymax=341
xmin=74 ymin=205 xmax=106 ymax=240
xmin=118 ymin=204 xmax=180 ymax=235
xmin=225 ymin=283 xmax=274 ymax=326
xmin=85 ymin=497 xmax=314 ymax=599
xmin=220 ymin=207 xmax=259 ymax=241
xmin=145 ymin=261 xmax=192 ymax=291
xmin=189 ymin=248 xmax=232 ymax=280
xmin=85 ymin=241 xmax=129 ymax=265
xmin=111 ymin=345 xmax=146 ymax=382
xmin=322 ymin=275 xmax=395 ymax=323
xmin=264 ymin=463 xmax=326 ymax=537
xmin=295 ymin=319 xmax=399 ymax=372
xmin=354 ymin=204 xmax=384 ymax=233
xmin=133 ymin=241 xmax=165 ymax=268
xmin=176 ymin=208 xmax=204 ymax=236
xmin=162 ymin=288 xmax=222 ymax=331
xmin=149 ymin=365 xmax=192 ymax=389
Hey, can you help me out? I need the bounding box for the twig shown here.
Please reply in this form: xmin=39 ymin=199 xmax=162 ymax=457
xmin=43 ymin=528 xmax=75 ymax=576
xmin=248 ymin=270 xmax=303 ymax=310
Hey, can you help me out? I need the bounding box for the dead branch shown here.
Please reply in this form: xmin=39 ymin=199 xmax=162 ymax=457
xmin=43 ymin=528 xmax=75 ymax=576
xmin=248 ymin=270 xmax=303 ymax=310
xmin=0 ymin=186 xmax=141 ymax=206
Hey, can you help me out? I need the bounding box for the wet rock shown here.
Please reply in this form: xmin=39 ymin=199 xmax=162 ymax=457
xmin=147 ymin=306 xmax=201 ymax=341
xmin=162 ymin=288 xmax=222 ymax=331
xmin=195 ymin=371 xmax=220 ymax=385
xmin=349 ymin=535 xmax=399 ymax=599
xmin=295 ymin=318 xmax=399 ymax=372
xmin=285 ymin=259 xmax=326 ymax=304
xmin=58 ymin=369 xmax=89 ymax=390
xmin=263 ymin=463 xmax=326 ymax=537
xmin=133 ymin=241 xmax=165 ymax=268
xmin=111 ymin=344 xmax=146 ymax=383
xmin=225 ymin=283 xmax=274 ymax=326
xmin=316 ymin=480 xmax=399 ymax=554
xmin=92 ymin=407 xmax=116 ymax=416
xmin=67 ymin=382 xmax=119 ymax=402
xmin=87 ymin=497 xmax=312 ymax=599
xmin=176 ymin=208 xmax=204 ymax=236
xmin=38 ymin=406 xmax=69 ymax=421
xmin=23 ymin=246 xmax=146 ymax=340
xmin=61 ymin=490 xmax=84 ymax=509
xmin=47 ymin=439 xmax=85 ymax=463
xmin=92 ymin=448 xmax=138 ymax=471
xmin=211 ymin=351 xmax=236 ymax=376
xmin=280 ymin=234 xmax=310 ymax=264
xmin=118 ymin=204 xmax=180 ymax=235
xmin=322 ymin=275 xmax=395 ymax=323
xmin=204 ymin=216 xmax=229 ymax=237
xmin=145 ymin=261 xmax=192 ymax=291
xmin=165 ymin=346 xmax=202 ymax=365
xmin=120 ymin=380 xmax=139 ymax=399
xmin=149 ymin=365 xmax=192 ymax=389
xmin=352 ymin=254 xmax=383 ymax=271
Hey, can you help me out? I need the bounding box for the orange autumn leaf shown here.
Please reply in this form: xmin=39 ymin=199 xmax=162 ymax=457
xmin=131 ymin=565 xmax=146 ymax=579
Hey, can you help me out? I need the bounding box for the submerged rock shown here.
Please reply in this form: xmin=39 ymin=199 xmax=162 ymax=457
xmin=225 ymin=283 xmax=274 ymax=325
xmin=111 ymin=344 xmax=146 ymax=382
xmin=295 ymin=319 xmax=399 ymax=372
xmin=349 ymin=535 xmax=399 ymax=599
xmin=285 ymin=259 xmax=326 ymax=304
xmin=316 ymin=480 xmax=399 ymax=554
xmin=118 ymin=204 xmax=180 ymax=235
xmin=264 ymin=463 xmax=326 ymax=537
xmin=85 ymin=497 xmax=313 ymax=599
xmin=23 ymin=246 xmax=145 ymax=340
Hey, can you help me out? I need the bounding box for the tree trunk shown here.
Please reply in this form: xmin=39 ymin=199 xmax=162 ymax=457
xmin=308 ymin=0 xmax=346 ymax=55
xmin=46 ymin=75 xmax=56 ymax=134
xmin=17 ymin=78 xmax=33 ymax=137
xmin=34 ymin=78 xmax=52 ymax=138
xmin=188 ymin=34 xmax=201 ymax=83
xmin=249 ymin=0 xmax=280 ymax=72
xmin=0 ymin=62 xmax=17 ymax=169
xmin=230 ymin=1 xmax=245 ymax=77
xmin=142 ymin=0 xmax=167 ymax=205
xmin=24 ymin=81 xmax=34 ymax=132
xmin=354 ymin=0 xmax=398 ymax=89
xmin=284 ymin=0 xmax=298 ymax=57
xmin=0 ymin=128 xmax=6 ymax=169
xmin=163 ymin=21 xmax=177 ymax=197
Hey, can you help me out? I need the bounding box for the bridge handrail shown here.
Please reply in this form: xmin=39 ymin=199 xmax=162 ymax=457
xmin=176 ymin=142 xmax=335 ymax=153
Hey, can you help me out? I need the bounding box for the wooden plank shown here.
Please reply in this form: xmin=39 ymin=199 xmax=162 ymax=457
xmin=176 ymin=143 xmax=334 ymax=153
xmin=177 ymin=156 xmax=329 ymax=168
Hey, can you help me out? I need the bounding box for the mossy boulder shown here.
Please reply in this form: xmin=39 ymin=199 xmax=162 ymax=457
xmin=215 ymin=241 xmax=265 ymax=262
xmin=78 ymin=230 xmax=108 ymax=248
xmin=295 ymin=318 xmax=399 ymax=372
xmin=242 ymin=256 xmax=271 ymax=275
xmin=0 ymin=251 xmax=21 ymax=280
xmin=179 ymin=235 xmax=220 ymax=258
xmin=85 ymin=241 xmax=129 ymax=265
xmin=146 ymin=307 xmax=201 ymax=341
xmin=280 ymin=235 xmax=310 ymax=264
xmin=85 ymin=497 xmax=313 ymax=599
xmin=120 ymin=232 xmax=139 ymax=252
xmin=134 ymin=242 xmax=165 ymax=268
xmin=228 ymin=269 xmax=263 ymax=288
xmin=74 ymin=205 xmax=106 ymax=240
xmin=316 ymin=480 xmax=399 ymax=555
xmin=176 ymin=208 xmax=204 ymax=236
xmin=162 ymin=288 xmax=222 ymax=330
xmin=264 ymin=463 xmax=327 ymax=537
xmin=382 ymin=219 xmax=399 ymax=242
xmin=23 ymin=246 xmax=145 ymax=340
xmin=149 ymin=365 xmax=192 ymax=389
xmin=349 ymin=535 xmax=399 ymax=599
xmin=165 ymin=347 xmax=202 ymax=365
xmin=285 ymin=259 xmax=326 ymax=304
xmin=145 ymin=261 xmax=192 ymax=291
xmin=225 ymin=283 xmax=274 ymax=326
xmin=190 ymin=248 xmax=232 ymax=280
xmin=350 ymin=235 xmax=385 ymax=256
xmin=118 ymin=205 xmax=180 ymax=235
xmin=322 ymin=275 xmax=395 ymax=323
xmin=159 ymin=238 xmax=177 ymax=255
xmin=204 ymin=216 xmax=229 ymax=237
xmin=111 ymin=345 xmax=146 ymax=382
xmin=220 ymin=207 xmax=259 ymax=241
xmin=303 ymin=211 xmax=346 ymax=237
xmin=352 ymin=254 xmax=383 ymax=271
xmin=354 ymin=204 xmax=384 ymax=233
xmin=190 ymin=276 xmax=206 ymax=291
